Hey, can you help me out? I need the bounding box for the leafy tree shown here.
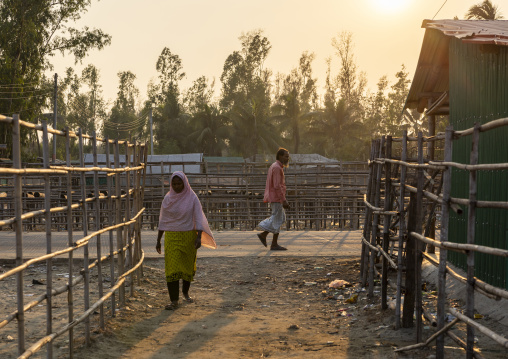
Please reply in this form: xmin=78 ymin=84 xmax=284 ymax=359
xmin=219 ymin=30 xmax=272 ymax=112
xmin=146 ymin=47 xmax=194 ymax=154
xmin=0 ymin=0 xmax=111 ymax=157
xmin=58 ymin=65 xmax=107 ymax=137
xmin=81 ymin=64 xmax=107 ymax=136
xmin=151 ymin=47 xmax=185 ymax=106
xmin=103 ymin=71 xmax=143 ymax=142
xmin=219 ymin=30 xmax=274 ymax=156
xmin=331 ymin=31 xmax=367 ymax=119
xmin=183 ymin=76 xmax=215 ymax=115
xmin=271 ymin=52 xmax=319 ymax=154
xmin=383 ymin=65 xmax=411 ymax=135
xmin=465 ymin=0 xmax=503 ymax=19
xmin=303 ymin=56 xmax=367 ymax=160
xmin=364 ymin=75 xmax=389 ymax=139
xmin=310 ymin=33 xmax=369 ymax=160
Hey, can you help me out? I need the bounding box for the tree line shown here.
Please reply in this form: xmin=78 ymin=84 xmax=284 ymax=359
xmin=1 ymin=1 xmax=502 ymax=161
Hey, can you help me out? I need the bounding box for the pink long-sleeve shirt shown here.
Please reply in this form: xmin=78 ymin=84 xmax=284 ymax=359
xmin=263 ymin=160 xmax=286 ymax=203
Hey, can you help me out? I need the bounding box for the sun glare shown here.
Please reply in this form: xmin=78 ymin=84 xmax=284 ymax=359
xmin=371 ymin=0 xmax=410 ymax=14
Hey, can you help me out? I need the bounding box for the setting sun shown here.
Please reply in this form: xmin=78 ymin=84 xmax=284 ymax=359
xmin=371 ymin=0 xmax=410 ymax=13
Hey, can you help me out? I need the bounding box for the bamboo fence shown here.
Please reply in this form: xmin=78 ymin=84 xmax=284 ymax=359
xmin=361 ymin=117 xmax=508 ymax=358
xmin=140 ymin=161 xmax=369 ymax=231
xmin=1 ymin=161 xmax=369 ymax=233
xmin=0 ymin=114 xmax=147 ymax=358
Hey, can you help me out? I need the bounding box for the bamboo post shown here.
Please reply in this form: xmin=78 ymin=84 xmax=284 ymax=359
xmin=403 ymin=191 xmax=417 ymax=328
xmin=466 ymin=124 xmax=480 ymax=358
xmin=360 ymin=140 xmax=376 ymax=285
xmin=105 ymin=137 xmax=116 ymax=316
xmin=78 ymin=129 xmax=91 ymax=345
xmin=416 ymin=131 xmax=425 ymax=342
xmin=65 ymin=128 xmax=75 ymax=356
xmin=395 ymin=130 xmax=408 ymax=329
xmin=436 ymin=126 xmax=454 ymax=358
xmin=42 ymin=121 xmax=54 ymax=357
xmin=132 ymin=143 xmax=140 ymax=285
xmin=125 ymin=142 xmax=134 ymax=297
xmin=160 ymin=161 xmax=164 ymax=197
xmin=369 ymin=137 xmax=384 ymax=298
xmin=427 ymin=101 xmax=436 ymax=254
xmin=114 ymin=140 xmax=125 ymax=306
xmin=382 ymin=136 xmax=393 ymax=310
xmin=13 ymin=115 xmax=25 ymax=355
xmin=149 ymin=162 xmax=154 ymax=230
xmin=139 ymin=144 xmax=148 ymax=277
xmin=205 ymin=161 xmax=209 ymax=215
xmin=93 ymin=132 xmax=105 ymax=329
xmin=246 ymin=169 xmax=253 ymax=229
xmin=316 ymin=164 xmax=322 ymax=230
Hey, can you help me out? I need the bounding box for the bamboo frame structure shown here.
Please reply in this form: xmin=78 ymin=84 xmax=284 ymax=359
xmin=362 ymin=117 xmax=508 ymax=358
xmin=0 ymin=115 xmax=146 ymax=358
xmin=1 ymin=163 xmax=369 ymax=233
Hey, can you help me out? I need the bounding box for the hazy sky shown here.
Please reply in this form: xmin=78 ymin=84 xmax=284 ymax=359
xmin=50 ymin=0 xmax=508 ymax=106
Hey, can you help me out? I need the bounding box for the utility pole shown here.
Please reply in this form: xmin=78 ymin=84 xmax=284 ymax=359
xmin=52 ymin=73 xmax=58 ymax=163
xmin=149 ymin=105 xmax=154 ymax=156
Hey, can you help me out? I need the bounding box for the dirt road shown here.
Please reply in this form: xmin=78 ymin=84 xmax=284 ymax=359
xmin=68 ymin=256 xmax=506 ymax=359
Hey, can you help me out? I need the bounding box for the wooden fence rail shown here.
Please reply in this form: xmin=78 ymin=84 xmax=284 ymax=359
xmin=0 ymin=114 xmax=147 ymax=358
xmin=361 ymin=117 xmax=508 ymax=358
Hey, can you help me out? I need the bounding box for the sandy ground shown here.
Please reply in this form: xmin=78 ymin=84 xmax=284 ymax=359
xmin=1 ymin=230 xmax=507 ymax=358
xmin=40 ymin=257 xmax=508 ymax=359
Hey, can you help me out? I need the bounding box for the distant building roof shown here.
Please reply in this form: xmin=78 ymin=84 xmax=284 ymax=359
xmin=203 ymin=156 xmax=244 ymax=163
xmin=247 ymin=153 xmax=339 ymax=165
xmin=405 ymin=20 xmax=508 ymax=114
xmin=84 ymin=153 xmax=202 ymax=164
xmin=84 ymin=153 xmax=203 ymax=174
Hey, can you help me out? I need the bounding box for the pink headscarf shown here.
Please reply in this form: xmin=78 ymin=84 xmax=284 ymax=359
xmin=158 ymin=171 xmax=216 ymax=249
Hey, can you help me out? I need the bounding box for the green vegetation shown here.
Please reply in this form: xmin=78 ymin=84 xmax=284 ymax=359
xmin=1 ymin=3 xmax=432 ymax=161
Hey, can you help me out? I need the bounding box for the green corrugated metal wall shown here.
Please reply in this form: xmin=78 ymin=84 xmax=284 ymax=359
xmin=448 ymin=37 xmax=508 ymax=290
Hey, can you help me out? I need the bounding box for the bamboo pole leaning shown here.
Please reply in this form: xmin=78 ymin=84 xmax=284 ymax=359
xmin=360 ymin=141 xmax=377 ymax=286
xmin=42 ymin=121 xmax=54 ymax=357
xmin=382 ymin=136 xmax=393 ymax=310
xmin=368 ymin=138 xmax=384 ymax=298
xmin=395 ymin=130 xmax=408 ymax=330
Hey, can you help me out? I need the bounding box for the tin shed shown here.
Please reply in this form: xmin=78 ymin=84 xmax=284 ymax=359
xmin=405 ymin=19 xmax=508 ymax=289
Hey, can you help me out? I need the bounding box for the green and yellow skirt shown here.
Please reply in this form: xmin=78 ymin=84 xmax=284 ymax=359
xmin=164 ymin=230 xmax=197 ymax=282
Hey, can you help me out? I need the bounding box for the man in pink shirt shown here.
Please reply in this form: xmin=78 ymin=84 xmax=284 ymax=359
xmin=257 ymin=148 xmax=290 ymax=250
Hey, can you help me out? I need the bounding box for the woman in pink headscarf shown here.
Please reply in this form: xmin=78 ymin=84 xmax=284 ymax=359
xmin=156 ymin=171 xmax=216 ymax=310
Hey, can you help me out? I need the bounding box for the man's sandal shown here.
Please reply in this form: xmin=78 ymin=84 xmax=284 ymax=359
xmin=257 ymin=233 xmax=267 ymax=247
xmin=270 ymin=245 xmax=287 ymax=251
xmin=165 ymin=302 xmax=178 ymax=310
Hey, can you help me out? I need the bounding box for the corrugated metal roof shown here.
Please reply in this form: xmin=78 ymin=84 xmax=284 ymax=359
xmin=203 ymin=156 xmax=244 ymax=163
xmin=84 ymin=153 xmax=202 ymax=164
xmin=424 ymin=19 xmax=508 ymax=45
xmin=404 ymin=20 xmax=508 ymax=113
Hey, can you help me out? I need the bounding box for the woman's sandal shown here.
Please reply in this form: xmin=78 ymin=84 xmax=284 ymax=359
xmin=165 ymin=302 xmax=178 ymax=310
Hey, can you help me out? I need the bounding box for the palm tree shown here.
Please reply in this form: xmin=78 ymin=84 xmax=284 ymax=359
xmin=309 ymin=99 xmax=365 ymax=160
xmin=228 ymin=100 xmax=279 ymax=157
xmin=271 ymin=89 xmax=302 ymax=154
xmin=465 ymin=0 xmax=503 ymax=20
xmin=188 ymin=104 xmax=228 ymax=156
